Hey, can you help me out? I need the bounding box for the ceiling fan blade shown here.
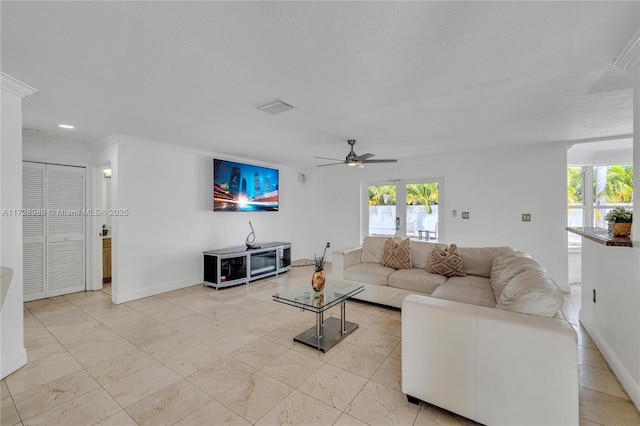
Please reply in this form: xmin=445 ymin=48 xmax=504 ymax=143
xmin=314 ymin=156 xmax=343 ymax=161
xmin=357 ymin=153 xmax=375 ymax=161
xmin=361 ymin=159 xmax=398 ymax=164
xmin=317 ymin=162 xmax=345 ymax=167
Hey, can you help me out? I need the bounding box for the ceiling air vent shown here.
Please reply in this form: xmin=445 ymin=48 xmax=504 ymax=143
xmin=256 ymin=99 xmax=296 ymax=115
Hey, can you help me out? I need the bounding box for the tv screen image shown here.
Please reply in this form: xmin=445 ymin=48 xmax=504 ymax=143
xmin=213 ymin=159 xmax=279 ymax=212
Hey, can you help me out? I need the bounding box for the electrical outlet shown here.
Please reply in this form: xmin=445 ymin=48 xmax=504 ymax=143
xmin=462 ymin=212 xmax=470 ymax=219
xmin=326 ymin=242 xmax=330 ymax=248
xmin=522 ymin=213 xmax=531 ymax=222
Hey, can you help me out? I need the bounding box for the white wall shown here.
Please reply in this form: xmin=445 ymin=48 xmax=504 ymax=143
xmin=0 ymin=75 xmax=35 ymax=379
xmin=580 ymin=240 xmax=640 ymax=409
xmin=567 ymin=147 xmax=633 ymax=166
xmin=22 ymin=136 xmax=92 ymax=166
xmin=303 ymin=143 xmax=570 ymax=292
xmin=109 ymin=135 xmax=305 ymax=303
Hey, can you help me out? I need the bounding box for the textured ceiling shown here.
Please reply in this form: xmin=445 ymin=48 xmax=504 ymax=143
xmin=2 ymin=1 xmax=638 ymax=168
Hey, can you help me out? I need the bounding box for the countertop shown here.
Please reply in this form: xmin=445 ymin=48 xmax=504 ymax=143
xmin=566 ymin=227 xmax=633 ymax=247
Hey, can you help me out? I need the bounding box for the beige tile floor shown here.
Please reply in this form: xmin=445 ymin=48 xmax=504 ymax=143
xmin=2 ymin=264 xmax=639 ymax=425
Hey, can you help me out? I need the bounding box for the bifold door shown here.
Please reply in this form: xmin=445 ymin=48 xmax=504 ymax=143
xmin=23 ymin=162 xmax=86 ymax=302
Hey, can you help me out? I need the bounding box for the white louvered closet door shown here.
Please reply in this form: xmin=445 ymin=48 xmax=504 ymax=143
xmin=46 ymin=164 xmax=86 ymax=297
xmin=22 ymin=162 xmax=86 ymax=301
xmin=23 ymin=162 xmax=46 ymax=301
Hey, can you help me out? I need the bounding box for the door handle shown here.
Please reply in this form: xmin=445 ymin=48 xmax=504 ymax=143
xmin=396 ymin=217 xmax=400 ymax=230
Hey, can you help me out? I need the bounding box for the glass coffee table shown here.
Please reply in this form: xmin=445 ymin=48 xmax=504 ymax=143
xmin=273 ymin=280 xmax=364 ymax=352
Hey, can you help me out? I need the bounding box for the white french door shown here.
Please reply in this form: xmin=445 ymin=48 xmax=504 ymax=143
xmin=23 ymin=162 xmax=86 ymax=301
xmin=364 ymin=178 xmax=442 ymax=241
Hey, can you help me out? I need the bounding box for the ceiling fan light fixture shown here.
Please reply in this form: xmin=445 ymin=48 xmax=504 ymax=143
xmin=315 ymin=139 xmax=398 ymax=168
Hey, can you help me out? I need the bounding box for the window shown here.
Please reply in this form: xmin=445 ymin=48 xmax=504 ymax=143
xmin=567 ymin=167 xmax=584 ymax=247
xmin=567 ymin=164 xmax=633 ymax=246
xmin=365 ymin=179 xmax=442 ymax=242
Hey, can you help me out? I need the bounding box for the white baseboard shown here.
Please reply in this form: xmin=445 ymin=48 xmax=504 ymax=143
xmin=112 ymin=276 xmax=202 ymax=304
xmin=581 ymin=318 xmax=640 ymax=411
xmin=1 ymin=347 xmax=27 ymax=380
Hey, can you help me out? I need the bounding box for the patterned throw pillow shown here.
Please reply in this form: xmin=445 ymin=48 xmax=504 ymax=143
xmin=381 ymin=238 xmax=396 ymax=267
xmin=381 ymin=238 xmax=412 ymax=269
xmin=427 ymin=243 xmax=466 ymax=277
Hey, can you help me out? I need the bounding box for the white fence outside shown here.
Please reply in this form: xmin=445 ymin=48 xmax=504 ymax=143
xmin=369 ymin=205 xmax=439 ymax=239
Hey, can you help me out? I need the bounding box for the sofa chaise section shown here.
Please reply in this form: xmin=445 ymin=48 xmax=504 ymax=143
xmin=402 ymin=295 xmax=579 ymax=425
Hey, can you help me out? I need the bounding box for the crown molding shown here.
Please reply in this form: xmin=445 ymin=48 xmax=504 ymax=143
xmin=1 ymin=72 xmax=38 ymax=102
xmin=611 ymin=30 xmax=640 ymax=71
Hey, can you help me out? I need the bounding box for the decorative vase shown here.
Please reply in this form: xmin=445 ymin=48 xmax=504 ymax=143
xmin=312 ymin=270 xmax=326 ymax=292
xmin=312 ymin=292 xmax=325 ymax=308
xmin=611 ymin=222 xmax=632 ymax=237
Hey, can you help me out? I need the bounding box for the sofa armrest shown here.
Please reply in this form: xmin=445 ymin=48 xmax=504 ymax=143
xmin=401 ymin=294 xmax=578 ymax=426
xmin=331 ymin=247 xmax=362 ymax=281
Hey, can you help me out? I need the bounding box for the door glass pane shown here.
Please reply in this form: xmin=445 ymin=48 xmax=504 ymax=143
xmin=406 ymin=182 xmax=439 ymax=241
xmin=368 ymin=185 xmax=396 ymax=236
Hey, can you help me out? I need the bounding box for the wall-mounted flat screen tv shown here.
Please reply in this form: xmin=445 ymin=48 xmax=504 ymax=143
xmin=213 ymin=159 xmax=279 ymax=212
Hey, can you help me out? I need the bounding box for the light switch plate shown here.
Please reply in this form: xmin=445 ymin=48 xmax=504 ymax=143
xmin=462 ymin=212 xmax=470 ymax=219
xmin=522 ymin=213 xmax=531 ymax=222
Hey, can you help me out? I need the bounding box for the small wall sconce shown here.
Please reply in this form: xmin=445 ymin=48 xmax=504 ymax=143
xmin=103 ymin=169 xmax=112 ymax=179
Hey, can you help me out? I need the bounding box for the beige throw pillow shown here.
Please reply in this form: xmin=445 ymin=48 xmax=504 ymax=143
xmin=381 ymin=238 xmax=412 ymax=270
xmin=427 ymin=244 xmax=466 ymax=277
xmin=496 ymin=269 xmax=563 ymax=318
xmin=491 ymin=256 xmax=545 ymax=300
xmin=381 ymin=238 xmax=396 ymax=267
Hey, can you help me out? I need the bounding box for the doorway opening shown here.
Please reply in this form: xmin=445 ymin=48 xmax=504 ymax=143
xmin=100 ymin=163 xmax=112 ymax=295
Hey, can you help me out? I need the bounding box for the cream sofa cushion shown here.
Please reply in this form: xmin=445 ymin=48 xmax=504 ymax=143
xmin=492 ymin=256 xmax=545 ymax=300
xmin=496 ymin=270 xmax=563 ymax=318
xmin=388 ymin=269 xmax=446 ymax=294
xmin=361 ymin=236 xmax=401 ymax=264
xmin=410 ymin=240 xmax=435 ymax=269
xmin=458 ymin=246 xmax=510 ymax=278
xmin=430 ymin=276 xmax=496 ymax=308
xmin=344 ymin=263 xmax=395 ymax=285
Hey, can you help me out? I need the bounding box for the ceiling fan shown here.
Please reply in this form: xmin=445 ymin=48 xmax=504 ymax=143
xmin=315 ymin=139 xmax=398 ymax=167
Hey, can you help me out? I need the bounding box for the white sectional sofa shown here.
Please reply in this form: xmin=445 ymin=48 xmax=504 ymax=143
xmin=332 ymin=236 xmax=579 ymax=425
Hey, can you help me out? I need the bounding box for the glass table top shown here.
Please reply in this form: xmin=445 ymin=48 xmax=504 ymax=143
xmin=273 ymin=280 xmax=364 ymax=312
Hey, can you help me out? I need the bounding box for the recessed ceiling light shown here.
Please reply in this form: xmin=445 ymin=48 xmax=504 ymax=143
xmin=58 ymin=124 xmax=75 ymax=129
